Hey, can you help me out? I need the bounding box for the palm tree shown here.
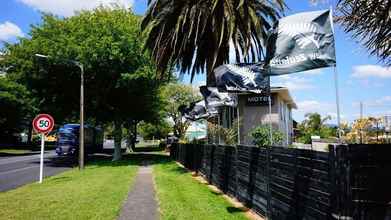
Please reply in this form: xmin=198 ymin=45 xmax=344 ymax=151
xmin=336 ymin=0 xmax=390 ymax=65
xmin=141 ymin=0 xmax=285 ymax=84
xmin=303 ymin=113 xmax=331 ymax=132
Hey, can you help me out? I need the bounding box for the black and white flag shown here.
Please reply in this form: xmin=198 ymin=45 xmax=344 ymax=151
xmin=214 ymin=63 xmax=270 ymax=94
xmin=265 ymin=10 xmax=336 ymax=75
xmin=199 ymin=86 xmax=237 ymax=109
xmin=178 ymin=100 xmax=215 ymax=121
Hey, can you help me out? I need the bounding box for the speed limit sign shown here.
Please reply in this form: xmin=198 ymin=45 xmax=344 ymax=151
xmin=32 ymin=114 xmax=54 ymax=134
xmin=32 ymin=113 xmax=54 ymax=184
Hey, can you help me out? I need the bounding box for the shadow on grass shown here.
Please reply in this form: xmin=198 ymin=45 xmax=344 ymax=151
xmin=169 ymin=166 xmax=188 ymax=174
xmin=133 ymin=145 xmax=165 ymax=152
xmin=87 ymin=153 xmax=173 ymax=168
xmin=49 ymin=176 xmax=73 ymax=183
xmin=226 ymin=206 xmax=246 ymax=213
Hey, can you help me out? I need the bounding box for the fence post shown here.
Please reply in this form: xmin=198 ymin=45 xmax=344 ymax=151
xmin=328 ymin=144 xmax=338 ymax=219
xmin=266 ymin=146 xmax=271 ymax=220
xmin=209 ymin=144 xmax=216 ymax=184
xmin=248 ymin=146 xmax=259 ymax=208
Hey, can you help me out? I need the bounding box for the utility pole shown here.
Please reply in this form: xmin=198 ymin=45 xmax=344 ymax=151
xmin=35 ymin=54 xmax=85 ymax=169
xmin=79 ymin=64 xmax=84 ymax=169
xmin=360 ymin=101 xmax=363 ymax=144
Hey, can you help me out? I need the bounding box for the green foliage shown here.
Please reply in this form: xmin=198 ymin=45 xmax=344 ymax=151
xmin=160 ymin=83 xmax=200 ymax=138
xmin=297 ymin=112 xmax=334 ymax=144
xmin=250 ymin=125 xmax=284 ymax=146
xmin=0 ymin=77 xmax=37 ymax=141
xmin=138 ymin=120 xmax=171 ymax=140
xmin=208 ymin=117 xmax=240 ymax=145
xmin=1 ymin=7 xmax=164 ymax=125
xmin=141 ymin=0 xmax=285 ymax=82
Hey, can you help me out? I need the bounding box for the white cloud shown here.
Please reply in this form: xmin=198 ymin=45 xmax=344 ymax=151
xmin=18 ymin=0 xmax=134 ymax=17
xmin=351 ymin=65 xmax=391 ymax=78
xmin=273 ymin=75 xmax=315 ymax=91
xmin=354 ymin=96 xmax=391 ymax=107
xmin=296 ymin=100 xmax=332 ymax=113
xmin=293 ymin=100 xmax=342 ymax=122
xmin=0 ymin=21 xmax=24 ymax=41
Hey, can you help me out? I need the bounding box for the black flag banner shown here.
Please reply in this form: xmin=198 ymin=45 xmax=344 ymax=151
xmin=265 ymin=10 xmax=336 ymax=75
xmin=214 ymin=63 xmax=270 ymax=94
xmin=199 ymin=86 xmax=237 ymax=108
xmin=178 ymin=100 xmax=216 ymax=121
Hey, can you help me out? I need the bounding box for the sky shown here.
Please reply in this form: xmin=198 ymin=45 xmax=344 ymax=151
xmin=1 ymin=0 xmax=390 ymax=124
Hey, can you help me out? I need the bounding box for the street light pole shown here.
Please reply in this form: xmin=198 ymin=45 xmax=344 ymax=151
xmin=35 ymin=54 xmax=85 ymax=169
xmin=78 ymin=63 xmax=84 ymax=170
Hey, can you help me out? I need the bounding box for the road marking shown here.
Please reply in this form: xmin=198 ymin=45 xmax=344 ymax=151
xmin=0 ymin=165 xmax=39 ymax=176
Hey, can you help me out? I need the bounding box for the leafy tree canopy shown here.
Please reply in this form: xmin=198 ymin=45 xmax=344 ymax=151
xmin=0 ymin=77 xmax=37 ymax=142
xmin=138 ymin=120 xmax=172 ymax=140
xmin=297 ymin=112 xmax=335 ymax=144
xmin=160 ymin=83 xmax=200 ymax=138
xmin=1 ymin=7 xmax=164 ymax=126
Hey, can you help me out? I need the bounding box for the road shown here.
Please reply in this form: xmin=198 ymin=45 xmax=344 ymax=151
xmin=0 ymin=151 xmax=74 ymax=192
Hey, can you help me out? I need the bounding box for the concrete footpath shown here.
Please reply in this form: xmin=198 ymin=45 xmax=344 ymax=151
xmin=118 ymin=161 xmax=158 ymax=220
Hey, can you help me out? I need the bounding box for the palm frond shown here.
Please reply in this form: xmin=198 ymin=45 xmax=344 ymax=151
xmin=141 ymin=0 xmax=285 ymax=83
xmin=336 ymin=0 xmax=391 ymax=65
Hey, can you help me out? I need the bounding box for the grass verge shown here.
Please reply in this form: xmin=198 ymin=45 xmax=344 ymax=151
xmin=0 ymin=148 xmax=32 ymax=155
xmin=153 ymin=160 xmax=248 ymax=220
xmin=0 ymin=157 xmax=138 ymax=220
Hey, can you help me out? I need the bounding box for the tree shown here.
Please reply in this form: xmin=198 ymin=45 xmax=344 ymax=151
xmin=161 ymin=83 xmax=200 ymax=139
xmin=1 ymin=7 xmax=165 ymax=160
xmin=0 ymin=77 xmax=37 ymax=143
xmin=336 ymin=0 xmax=390 ymax=65
xmin=344 ymin=117 xmax=381 ymax=144
xmin=138 ymin=120 xmax=171 ymax=140
xmin=141 ymin=0 xmax=285 ymax=83
xmin=297 ymin=113 xmax=333 ymax=144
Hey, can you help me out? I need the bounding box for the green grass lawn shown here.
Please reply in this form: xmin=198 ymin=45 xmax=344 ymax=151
xmin=153 ymin=160 xmax=248 ymax=220
xmin=0 ymin=158 xmax=138 ymax=220
xmin=135 ymin=140 xmax=160 ymax=148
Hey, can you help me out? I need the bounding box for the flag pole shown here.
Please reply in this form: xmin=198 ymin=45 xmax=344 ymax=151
xmin=268 ymin=94 xmax=273 ymax=145
xmin=334 ymin=65 xmax=342 ymax=141
xmin=217 ymin=114 xmax=221 ymax=144
xmin=267 ymin=75 xmax=273 ymax=145
xmin=330 ymin=6 xmax=342 ymax=142
xmin=237 ymin=101 xmax=240 ymax=145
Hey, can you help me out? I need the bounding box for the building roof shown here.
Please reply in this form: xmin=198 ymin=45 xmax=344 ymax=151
xmin=271 ymin=87 xmax=297 ymax=109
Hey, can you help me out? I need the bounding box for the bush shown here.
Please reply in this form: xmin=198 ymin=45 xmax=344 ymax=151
xmin=250 ymin=125 xmax=284 ymax=146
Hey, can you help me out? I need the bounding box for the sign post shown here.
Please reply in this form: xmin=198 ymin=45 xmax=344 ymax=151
xmin=32 ymin=114 xmax=54 ymax=183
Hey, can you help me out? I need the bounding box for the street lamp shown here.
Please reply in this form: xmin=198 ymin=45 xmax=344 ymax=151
xmin=35 ymin=54 xmax=85 ymax=169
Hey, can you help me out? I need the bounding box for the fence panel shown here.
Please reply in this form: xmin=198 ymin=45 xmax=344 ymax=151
xmin=171 ymin=143 xmax=391 ymax=220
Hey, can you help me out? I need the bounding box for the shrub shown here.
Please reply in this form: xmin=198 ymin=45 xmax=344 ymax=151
xmin=250 ymin=125 xmax=284 ymax=146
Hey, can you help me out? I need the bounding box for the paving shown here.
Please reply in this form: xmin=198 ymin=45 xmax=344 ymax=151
xmin=118 ymin=161 xmax=158 ymax=220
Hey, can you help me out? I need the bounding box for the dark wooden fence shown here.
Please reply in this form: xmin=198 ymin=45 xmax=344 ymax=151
xmin=171 ymin=143 xmax=391 ymax=220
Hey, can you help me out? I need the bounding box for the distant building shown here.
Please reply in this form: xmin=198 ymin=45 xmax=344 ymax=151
xmin=185 ymin=121 xmax=207 ymax=141
xmin=214 ymin=87 xmax=297 ymax=146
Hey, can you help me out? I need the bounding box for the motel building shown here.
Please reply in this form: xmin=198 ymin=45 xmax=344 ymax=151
xmin=211 ymin=87 xmax=297 ymax=146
